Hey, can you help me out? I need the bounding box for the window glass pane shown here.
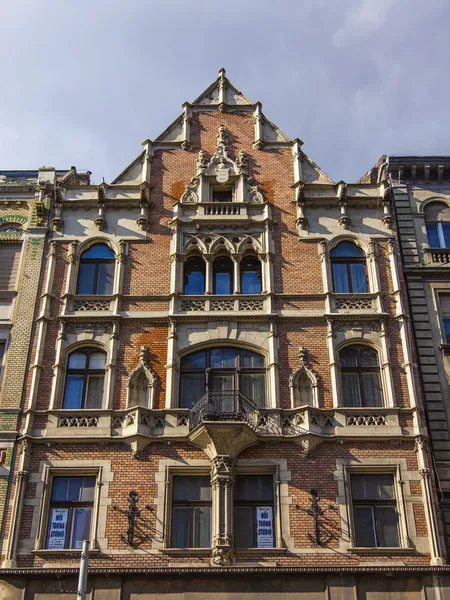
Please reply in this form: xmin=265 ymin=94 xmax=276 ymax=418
xmin=76 ymin=263 xmax=96 ymax=295
xmin=376 ymin=506 xmax=399 ymax=547
xmin=426 ymin=224 xmax=440 ymax=248
xmin=193 ymin=506 xmax=211 ymax=548
xmin=210 ymin=348 xmax=236 ymax=368
xmin=89 ymin=352 xmax=106 ymax=370
xmin=236 ymin=476 xmax=273 ymax=502
xmin=97 ymin=262 xmax=115 ymax=295
xmin=241 ymin=268 xmax=262 ymax=295
xmin=342 ymin=373 xmax=361 ymax=407
xmin=184 ymin=270 xmax=205 ymax=295
xmin=52 ymin=478 xmax=69 ymax=501
xmin=331 ymin=242 xmax=364 ymax=257
xmin=68 ymin=353 xmax=87 ymax=369
xmin=378 ymin=474 xmax=395 ymax=500
xmin=47 ymin=507 xmax=69 ymax=549
xmin=240 ymin=350 xmax=264 ymax=368
xmin=354 ymin=506 xmax=376 ymax=547
xmin=179 ymin=373 xmax=205 ymax=408
xmin=352 ymin=474 xmax=394 ymax=500
xmin=70 ymin=508 xmax=92 ymax=549
xmin=358 ymin=347 xmax=378 ymax=367
xmin=173 ymin=477 xmax=211 ymax=502
xmin=63 ymin=375 xmax=84 ymax=409
xmin=360 ymin=373 xmax=383 ymax=407
xmin=235 ymin=506 xmax=253 ymax=548
xmin=340 ymin=349 xmax=358 ymax=368
xmin=444 ymin=318 xmax=450 ymax=344
xmin=215 ymin=271 xmax=232 ymax=295
xmin=349 ymin=263 xmax=368 ymax=293
xmin=241 ymin=373 xmax=266 ymax=407
xmin=67 ymin=477 xmax=83 ymax=501
xmin=181 ymin=351 xmax=206 ymax=370
xmin=212 ymin=190 xmax=232 ymax=203
xmin=332 ymin=263 xmax=349 ymax=293
xmin=81 ymin=244 xmax=115 ymax=259
xmin=172 ymin=507 xmax=190 ymax=548
xmin=442 ymin=223 xmax=450 ymax=248
xmin=85 ymin=375 xmax=104 ymax=409
xmin=81 ymin=477 xmax=96 ymax=502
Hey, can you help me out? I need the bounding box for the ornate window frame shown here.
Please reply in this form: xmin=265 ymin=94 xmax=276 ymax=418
xmin=289 ymin=346 xmax=319 ymax=408
xmin=126 ymin=345 xmax=156 ymax=409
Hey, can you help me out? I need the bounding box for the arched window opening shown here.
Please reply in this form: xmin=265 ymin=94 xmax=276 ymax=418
xmin=76 ymin=243 xmax=115 ymax=295
xmin=63 ymin=348 xmax=106 ymax=409
xmin=183 ymin=257 xmax=205 ymax=295
xmin=424 ymin=202 xmax=450 ymax=248
xmin=213 ymin=256 xmax=234 ymax=295
xmin=179 ymin=347 xmax=266 ymax=409
xmin=331 ymin=242 xmax=368 ymax=294
xmin=340 ymin=345 xmax=383 ymax=407
xmin=241 ymin=256 xmax=262 ymax=295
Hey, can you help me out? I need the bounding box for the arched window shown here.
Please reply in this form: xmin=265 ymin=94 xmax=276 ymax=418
xmin=63 ymin=348 xmax=106 ymax=409
xmin=213 ymin=256 xmax=234 ymax=295
xmin=184 ymin=257 xmax=205 ymax=295
xmin=331 ymin=242 xmax=368 ymax=294
xmin=179 ymin=347 xmax=265 ymax=408
xmin=340 ymin=345 xmax=383 ymax=407
xmin=424 ymin=202 xmax=450 ymax=248
xmin=76 ymin=244 xmax=115 ymax=295
xmin=241 ymin=256 xmax=262 ymax=294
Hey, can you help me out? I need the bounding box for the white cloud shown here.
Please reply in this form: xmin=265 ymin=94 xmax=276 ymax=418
xmin=331 ymin=0 xmax=395 ymax=47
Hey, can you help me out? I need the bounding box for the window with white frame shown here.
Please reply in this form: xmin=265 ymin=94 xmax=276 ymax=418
xmin=171 ymin=476 xmax=211 ymax=548
xmin=425 ymin=202 xmax=450 ymax=248
xmin=340 ymin=345 xmax=383 ymax=407
xmin=350 ymin=473 xmax=400 ymax=547
xmin=439 ymin=294 xmax=450 ymax=344
xmin=46 ymin=476 xmax=95 ymax=549
xmin=63 ymin=348 xmax=106 ymax=409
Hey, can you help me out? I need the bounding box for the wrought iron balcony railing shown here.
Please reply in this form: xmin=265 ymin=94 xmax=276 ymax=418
xmin=189 ymin=390 xmax=259 ymax=430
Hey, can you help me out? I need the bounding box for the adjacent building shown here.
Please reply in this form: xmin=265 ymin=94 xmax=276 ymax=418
xmin=0 ymin=73 xmax=449 ymax=599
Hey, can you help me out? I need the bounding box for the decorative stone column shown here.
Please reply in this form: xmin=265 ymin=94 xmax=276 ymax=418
xmin=232 ymin=255 xmax=241 ymax=295
xmin=210 ymin=456 xmax=235 ymax=566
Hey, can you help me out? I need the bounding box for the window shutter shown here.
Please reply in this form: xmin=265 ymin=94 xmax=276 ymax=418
xmin=0 ymin=244 xmax=21 ymax=291
xmin=440 ymin=294 xmax=450 ymax=315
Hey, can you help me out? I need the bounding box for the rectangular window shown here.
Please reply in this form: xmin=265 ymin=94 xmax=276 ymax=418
xmin=171 ymin=476 xmax=211 ymax=548
xmin=47 ymin=476 xmax=96 ymax=549
xmin=234 ymin=475 xmax=274 ymax=548
xmin=439 ymin=294 xmax=450 ymax=344
xmin=212 ymin=189 xmax=232 ymax=203
xmin=351 ymin=474 xmax=399 ymax=547
xmin=0 ymin=244 xmax=21 ymax=291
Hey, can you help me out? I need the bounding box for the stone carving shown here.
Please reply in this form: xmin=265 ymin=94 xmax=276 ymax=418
xmin=181 ymin=190 xmax=198 ymax=204
xmin=59 ymin=415 xmax=99 ymax=428
xmin=177 ymin=415 xmax=188 ymax=427
xmin=125 ymin=412 xmax=136 ymax=427
xmin=181 ymin=299 xmax=206 ymax=312
xmin=346 ymin=414 xmax=387 ymax=426
xmin=211 ymin=547 xmax=234 ymax=567
xmin=211 ymin=299 xmax=234 ymax=311
xmin=127 ymin=346 xmax=156 ymax=409
xmin=332 ymin=320 xmax=381 ymax=333
xmin=290 ymin=347 xmax=318 ymax=408
xmin=299 ymin=438 xmax=322 ymax=460
xmin=335 ymin=297 xmax=373 ymax=310
xmin=65 ymin=322 xmax=113 ymax=335
xmin=237 ymin=150 xmax=249 ymax=177
xmin=196 ymin=150 xmax=209 ymax=175
xmin=248 ymin=185 xmax=264 ymax=203
xmin=73 ymin=299 xmax=111 ymax=311
xmin=239 ymin=299 xmax=264 ymax=311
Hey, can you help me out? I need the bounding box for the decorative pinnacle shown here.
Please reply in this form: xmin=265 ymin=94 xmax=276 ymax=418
xmin=218 ymin=67 xmax=226 ymax=77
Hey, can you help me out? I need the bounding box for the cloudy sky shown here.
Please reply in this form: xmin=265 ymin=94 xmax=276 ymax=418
xmin=1 ymin=0 xmax=449 ymax=183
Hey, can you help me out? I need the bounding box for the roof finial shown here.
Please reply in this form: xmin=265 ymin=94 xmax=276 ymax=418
xmin=218 ymin=67 xmax=226 ymax=77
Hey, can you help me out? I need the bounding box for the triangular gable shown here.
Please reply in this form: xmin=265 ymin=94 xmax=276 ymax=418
xmin=301 ymin=152 xmax=334 ymax=184
xmin=193 ymin=69 xmax=253 ymax=106
xmin=111 ymin=151 xmax=144 ymax=185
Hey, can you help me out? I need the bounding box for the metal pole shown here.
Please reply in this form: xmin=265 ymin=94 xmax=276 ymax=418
xmin=76 ymin=540 xmax=89 ymax=600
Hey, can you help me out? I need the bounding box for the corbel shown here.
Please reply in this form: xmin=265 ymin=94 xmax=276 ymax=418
xmin=337 ymin=181 xmax=351 ymax=229
xmin=67 ymin=240 xmax=78 ymax=264
xmin=181 ymin=103 xmax=192 ymax=150
xmin=51 ymin=186 xmax=64 ymax=231
xmin=252 ymin=102 xmax=264 ymax=150
xmin=94 ymin=183 xmax=107 ymax=231
xmin=424 ymin=165 xmax=430 ymax=184
xmin=137 ymin=182 xmax=150 ymax=231
xmin=117 ymin=240 xmax=126 ymax=263
xmin=295 ymin=182 xmax=308 ymax=230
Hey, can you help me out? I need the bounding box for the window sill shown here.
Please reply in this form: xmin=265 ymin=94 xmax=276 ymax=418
xmin=160 ymin=548 xmax=211 ymax=555
xmin=348 ymin=547 xmax=415 ymax=555
xmin=32 ymin=548 xmax=100 ymax=556
xmin=235 ymin=547 xmax=287 ymax=554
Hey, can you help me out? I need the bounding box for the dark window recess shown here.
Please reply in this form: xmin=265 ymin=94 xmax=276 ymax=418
xmin=179 ymin=347 xmax=265 ymax=409
xmin=171 ymin=476 xmax=211 ymax=548
xmin=241 ymin=256 xmax=262 ymax=294
xmin=439 ymin=295 xmax=450 ymax=343
xmin=351 ymin=474 xmax=399 ymax=547
xmin=76 ymin=244 xmax=115 ymax=295
xmin=0 ymin=244 xmax=21 ymax=291
xmin=183 ymin=256 xmax=206 ymax=295
xmin=212 ymin=189 xmax=232 ymax=203
xmin=331 ymin=242 xmax=368 ymax=294
xmin=235 ymin=475 xmax=274 ymax=548
xmin=63 ymin=349 xmax=106 ymax=409
xmin=47 ymin=476 xmax=95 ymax=549
xmin=213 ymin=256 xmax=234 ymax=295
xmin=340 ymin=345 xmax=383 ymax=407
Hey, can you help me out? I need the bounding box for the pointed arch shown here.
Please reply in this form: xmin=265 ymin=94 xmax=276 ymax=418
xmin=127 ymin=346 xmax=156 ymax=409
xmin=289 ymin=347 xmax=318 ymax=408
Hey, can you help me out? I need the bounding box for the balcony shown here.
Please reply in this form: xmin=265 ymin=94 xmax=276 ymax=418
xmin=424 ymin=248 xmax=450 ymax=265
xmin=189 ymin=391 xmax=259 ymax=430
xmin=178 ymin=294 xmax=266 ymax=313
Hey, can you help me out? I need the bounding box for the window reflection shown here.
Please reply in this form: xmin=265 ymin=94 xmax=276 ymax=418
xmin=331 ymin=242 xmax=368 ymax=294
